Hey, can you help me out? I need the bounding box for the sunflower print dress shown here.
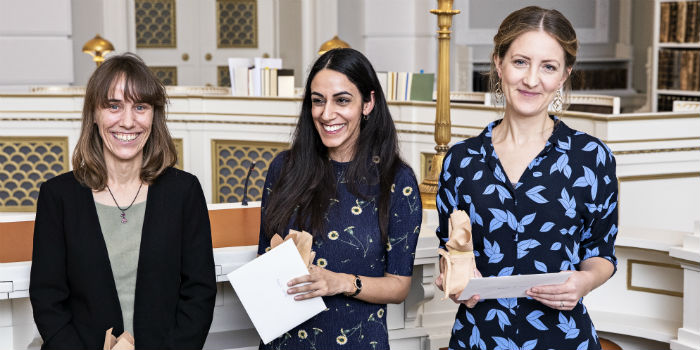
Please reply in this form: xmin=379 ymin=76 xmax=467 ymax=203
xmin=436 ymin=118 xmax=618 ymax=350
xmin=258 ymin=151 xmax=422 ymax=350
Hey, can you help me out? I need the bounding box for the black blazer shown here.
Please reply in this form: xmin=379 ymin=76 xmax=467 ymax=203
xmin=29 ymin=168 xmax=216 ymax=349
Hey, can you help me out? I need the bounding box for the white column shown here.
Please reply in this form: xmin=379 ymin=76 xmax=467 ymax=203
xmin=615 ymin=0 xmax=633 ymax=58
xmin=300 ymin=0 xmax=316 ymax=81
xmin=102 ymin=0 xmax=130 ymax=53
xmin=315 ymin=0 xmax=338 ymax=48
xmin=670 ymin=223 xmax=700 ymax=350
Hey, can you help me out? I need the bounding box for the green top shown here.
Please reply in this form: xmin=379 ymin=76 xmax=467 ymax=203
xmin=94 ymin=200 xmax=146 ymax=336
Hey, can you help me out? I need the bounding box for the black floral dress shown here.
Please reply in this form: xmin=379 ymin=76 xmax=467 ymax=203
xmin=436 ymin=118 xmax=618 ymax=350
xmin=258 ymin=151 xmax=422 ymax=350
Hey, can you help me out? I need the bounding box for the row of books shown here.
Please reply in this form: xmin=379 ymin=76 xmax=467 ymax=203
xmin=657 ymin=49 xmax=700 ymax=91
xmin=471 ymin=68 xmax=628 ymax=92
xmin=570 ymin=68 xmax=627 ymax=90
xmin=376 ymin=71 xmax=435 ymax=101
xmin=659 ymin=1 xmax=700 ymax=43
xmin=227 ymin=57 xmax=295 ymax=97
xmin=657 ymin=94 xmax=700 ymax=111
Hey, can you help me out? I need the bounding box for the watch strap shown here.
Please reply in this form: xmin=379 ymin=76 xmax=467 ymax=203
xmin=348 ymin=274 xmax=361 ymax=297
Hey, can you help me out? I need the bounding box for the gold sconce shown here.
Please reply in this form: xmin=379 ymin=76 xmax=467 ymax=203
xmin=419 ymin=0 xmax=460 ymax=209
xmin=318 ymin=35 xmax=350 ymax=55
xmin=82 ymin=34 xmax=115 ymax=66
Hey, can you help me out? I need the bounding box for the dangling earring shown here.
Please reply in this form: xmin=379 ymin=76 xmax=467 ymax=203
xmin=552 ymin=89 xmax=563 ymax=115
xmin=494 ymin=81 xmax=504 ymax=107
xmin=363 ymin=113 xmax=368 ymax=121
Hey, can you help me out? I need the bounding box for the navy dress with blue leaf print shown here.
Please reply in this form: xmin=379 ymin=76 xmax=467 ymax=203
xmin=436 ymin=117 xmax=618 ymax=350
xmin=258 ymin=151 xmax=422 ymax=350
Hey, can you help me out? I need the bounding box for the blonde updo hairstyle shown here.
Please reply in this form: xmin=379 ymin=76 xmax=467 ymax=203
xmin=489 ymin=6 xmax=579 ymax=116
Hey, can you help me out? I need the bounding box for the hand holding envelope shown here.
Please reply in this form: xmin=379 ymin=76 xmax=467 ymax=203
xmin=437 ymin=210 xmax=477 ymax=300
xmin=228 ymin=233 xmax=326 ymax=344
xmin=269 ymin=229 xmax=316 ymax=268
xmin=103 ymin=328 xmax=134 ymax=350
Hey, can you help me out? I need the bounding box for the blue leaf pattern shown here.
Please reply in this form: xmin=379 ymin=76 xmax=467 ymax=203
xmin=534 ymin=260 xmax=548 ymax=272
xmin=526 ymin=185 xmax=548 ymax=203
xmin=557 ymin=313 xmax=580 ymax=339
xmin=526 ymin=310 xmax=549 ymax=331
xmin=460 ymin=157 xmax=472 ymax=168
xmin=453 ymin=318 xmax=464 ymax=332
xmin=494 ymin=165 xmax=506 ymax=183
xmin=517 ymin=239 xmax=541 ymax=259
xmin=540 ymin=222 xmax=555 ymax=232
xmin=483 ymin=238 xmax=504 ymax=264
xmin=435 ymin=119 xmax=617 ymax=350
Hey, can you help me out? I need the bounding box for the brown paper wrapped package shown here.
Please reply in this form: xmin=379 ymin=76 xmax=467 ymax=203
xmin=104 ymin=328 xmax=134 ymax=350
xmin=438 ymin=210 xmax=476 ymax=299
xmin=270 ymin=229 xmax=316 ymax=268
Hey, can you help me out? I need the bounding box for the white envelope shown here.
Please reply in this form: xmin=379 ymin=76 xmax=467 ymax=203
xmin=227 ymin=239 xmax=326 ymax=344
xmin=458 ymin=271 xmax=573 ymax=300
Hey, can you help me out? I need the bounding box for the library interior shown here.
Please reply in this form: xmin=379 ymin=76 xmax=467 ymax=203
xmin=0 ymin=1 xmax=699 ymax=350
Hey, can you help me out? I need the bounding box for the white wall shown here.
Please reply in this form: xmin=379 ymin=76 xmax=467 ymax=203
xmin=452 ymin=0 xmax=621 ymax=61
xmin=71 ymin=0 xmax=104 ymax=86
xmin=342 ymin=0 xmax=438 ymax=74
xmin=0 ymin=0 xmax=74 ymax=90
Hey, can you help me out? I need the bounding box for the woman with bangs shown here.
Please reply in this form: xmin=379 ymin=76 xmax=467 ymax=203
xmin=30 ymin=53 xmax=216 ymax=349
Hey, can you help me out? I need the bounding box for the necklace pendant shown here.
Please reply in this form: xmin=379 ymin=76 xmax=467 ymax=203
xmin=120 ymin=211 xmax=127 ymax=224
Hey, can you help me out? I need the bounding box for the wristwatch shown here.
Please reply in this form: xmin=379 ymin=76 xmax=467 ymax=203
xmin=348 ymin=274 xmax=362 ymax=297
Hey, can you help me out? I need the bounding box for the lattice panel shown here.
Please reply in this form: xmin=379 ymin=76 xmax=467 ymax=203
xmin=0 ymin=137 xmax=69 ymax=212
xmin=420 ymin=152 xmax=435 ymax=182
xmin=150 ymin=66 xmax=177 ymax=85
xmin=218 ymin=66 xmax=231 ymax=87
xmin=217 ymin=0 xmax=258 ymax=48
xmin=212 ymin=140 xmax=286 ymax=203
xmin=173 ymin=138 xmax=183 ymax=169
xmin=135 ymin=0 xmax=177 ymax=48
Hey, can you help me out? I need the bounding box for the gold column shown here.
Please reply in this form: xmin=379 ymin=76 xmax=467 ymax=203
xmin=420 ymin=0 xmax=460 ymax=209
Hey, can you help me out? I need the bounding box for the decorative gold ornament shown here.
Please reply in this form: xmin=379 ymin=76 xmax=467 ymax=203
xmin=0 ymin=137 xmax=69 ymax=212
xmin=419 ymin=0 xmax=460 ymax=209
xmin=318 ymin=35 xmax=350 ymax=55
xmin=211 ymin=140 xmax=287 ymax=203
xmin=82 ymin=34 xmax=115 ymax=67
xmin=217 ymin=0 xmax=258 ymax=48
xmin=135 ymin=0 xmax=177 ymax=48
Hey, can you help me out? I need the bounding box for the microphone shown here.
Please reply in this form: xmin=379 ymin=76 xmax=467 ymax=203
xmin=241 ymin=162 xmax=256 ymax=206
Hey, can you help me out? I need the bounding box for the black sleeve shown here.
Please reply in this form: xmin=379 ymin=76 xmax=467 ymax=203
xmin=29 ymin=181 xmax=84 ymax=348
xmin=164 ymin=176 xmax=217 ymax=349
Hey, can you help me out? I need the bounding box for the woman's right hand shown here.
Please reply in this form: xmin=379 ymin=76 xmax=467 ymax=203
xmin=435 ymin=267 xmax=482 ymax=308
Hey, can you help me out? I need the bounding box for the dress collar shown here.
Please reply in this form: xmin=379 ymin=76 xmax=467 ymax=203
xmin=478 ymin=115 xmax=574 ymax=162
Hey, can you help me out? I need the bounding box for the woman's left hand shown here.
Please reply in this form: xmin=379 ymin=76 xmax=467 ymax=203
xmin=526 ymin=271 xmax=594 ymax=311
xmin=286 ymin=265 xmax=352 ymax=301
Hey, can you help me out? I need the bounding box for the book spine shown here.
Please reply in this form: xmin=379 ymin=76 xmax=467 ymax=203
xmin=660 ymin=2 xmax=671 ymax=42
xmin=669 ymin=2 xmax=678 ymax=42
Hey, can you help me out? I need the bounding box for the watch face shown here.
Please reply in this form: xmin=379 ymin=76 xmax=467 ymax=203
xmin=355 ymin=276 xmax=362 ymax=289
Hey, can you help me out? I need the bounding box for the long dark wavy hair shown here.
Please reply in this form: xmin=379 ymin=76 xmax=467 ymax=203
xmin=263 ymin=48 xmax=404 ymax=244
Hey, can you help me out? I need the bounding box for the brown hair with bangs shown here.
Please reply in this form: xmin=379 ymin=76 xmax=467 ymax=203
xmin=489 ymin=6 xmax=579 ymax=114
xmin=72 ymin=52 xmax=177 ymax=190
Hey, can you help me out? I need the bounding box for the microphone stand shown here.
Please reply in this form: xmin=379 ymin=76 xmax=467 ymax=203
xmin=241 ymin=163 xmax=256 ymax=206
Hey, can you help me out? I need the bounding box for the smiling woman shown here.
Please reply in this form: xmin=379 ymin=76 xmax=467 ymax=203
xmin=257 ymin=48 xmax=422 ymax=350
xmin=436 ymin=6 xmax=619 ymax=350
xmin=29 ymin=53 xmax=216 ymax=349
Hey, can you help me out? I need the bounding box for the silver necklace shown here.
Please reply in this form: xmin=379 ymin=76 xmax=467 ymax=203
xmin=107 ymin=183 xmax=143 ymax=224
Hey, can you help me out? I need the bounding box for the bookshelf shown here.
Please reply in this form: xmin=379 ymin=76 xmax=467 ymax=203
xmin=652 ymin=0 xmax=700 ymax=111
